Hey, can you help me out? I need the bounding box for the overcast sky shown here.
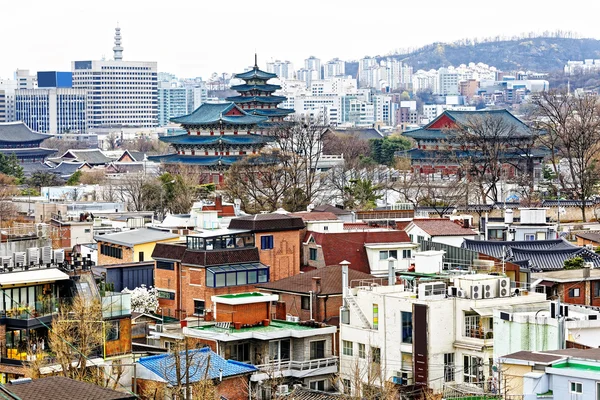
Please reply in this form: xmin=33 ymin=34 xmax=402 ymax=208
xmin=2 ymin=0 xmax=600 ymax=80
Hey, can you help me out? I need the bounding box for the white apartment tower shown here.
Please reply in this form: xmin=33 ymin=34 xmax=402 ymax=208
xmin=71 ymin=27 xmax=158 ymax=128
xmin=323 ymin=58 xmax=346 ymax=79
xmin=266 ymin=60 xmax=294 ymax=80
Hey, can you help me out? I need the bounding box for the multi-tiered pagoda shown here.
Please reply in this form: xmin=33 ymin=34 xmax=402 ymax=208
xmin=150 ymin=102 xmax=272 ymax=183
xmin=226 ymin=56 xmax=294 ymax=122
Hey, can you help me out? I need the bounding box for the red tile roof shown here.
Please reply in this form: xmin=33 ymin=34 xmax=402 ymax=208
xmin=396 ymin=221 xmax=410 ymax=230
xmin=305 ymin=230 xmax=411 ymax=274
xmin=409 ymin=218 xmax=477 ymax=236
xmin=257 ymin=264 xmax=374 ymax=295
xmin=202 ymin=204 xmax=236 ymax=217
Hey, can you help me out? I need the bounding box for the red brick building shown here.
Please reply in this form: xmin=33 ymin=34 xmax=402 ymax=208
xmin=533 ymin=267 xmax=600 ymax=306
xmin=257 ymin=264 xmax=374 ymax=326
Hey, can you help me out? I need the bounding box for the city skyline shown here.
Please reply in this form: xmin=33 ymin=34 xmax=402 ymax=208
xmin=3 ymin=0 xmax=600 ymax=80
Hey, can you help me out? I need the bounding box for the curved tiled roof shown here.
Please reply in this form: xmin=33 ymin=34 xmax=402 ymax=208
xmin=226 ymin=95 xmax=287 ymax=104
xmin=230 ymin=83 xmax=281 ymax=92
xmin=147 ymin=154 xmax=244 ymax=166
xmin=159 ymin=134 xmax=274 ymax=145
xmin=246 ymin=108 xmax=295 ymax=116
xmin=462 ymin=238 xmax=569 ymax=259
xmin=409 ymin=218 xmax=477 ymax=236
xmin=234 ymin=67 xmax=277 ymax=80
xmin=171 ymin=102 xmax=267 ymax=126
xmin=0 ymin=121 xmax=53 ymax=143
xmin=0 ymin=147 xmax=56 ymax=157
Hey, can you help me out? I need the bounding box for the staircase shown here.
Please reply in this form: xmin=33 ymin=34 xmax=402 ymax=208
xmin=345 ymin=295 xmax=371 ymax=329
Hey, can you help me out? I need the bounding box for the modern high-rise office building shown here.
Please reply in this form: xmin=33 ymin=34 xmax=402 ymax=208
xmin=71 ymin=27 xmax=158 ymax=129
xmin=0 ymin=79 xmax=17 ymax=123
xmin=158 ymin=83 xmax=188 ymax=126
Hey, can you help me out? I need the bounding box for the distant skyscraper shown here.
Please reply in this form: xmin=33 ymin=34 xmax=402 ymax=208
xmin=71 ymin=27 xmax=158 ymax=129
xmin=0 ymin=79 xmax=17 ymax=122
xmin=323 ymin=58 xmax=345 ymax=79
xmin=266 ymin=60 xmax=294 ymax=80
xmin=158 ymin=83 xmax=188 ymax=126
xmin=14 ymin=69 xmax=37 ymax=89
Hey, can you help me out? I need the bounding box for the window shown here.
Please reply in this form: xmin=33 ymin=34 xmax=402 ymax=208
xmin=570 ymin=381 xmax=582 ymax=394
xmin=193 ymin=300 xmax=205 ymax=316
xmin=488 ymin=229 xmax=504 ymax=240
xmin=269 ymin=339 xmax=290 ymax=361
xmin=342 ymin=340 xmax=353 ymax=356
xmin=417 ymin=235 xmax=424 ymax=243
xmin=301 ymin=296 xmax=310 ymax=310
xmin=342 ymin=379 xmax=351 ymax=394
xmin=309 ymin=248 xmax=318 ymax=261
xmin=595 ymin=282 xmax=600 ymax=298
xmin=373 ymin=304 xmax=379 ymax=329
xmin=569 ymin=288 xmax=581 ymax=298
xmin=465 ymin=314 xmax=482 ymax=338
xmin=158 ymin=290 xmax=175 ymax=300
xmin=105 ymin=320 xmax=119 ymax=341
xmin=371 ymin=347 xmax=381 ymax=364
xmin=310 ymin=340 xmax=325 ymax=359
xmin=358 ymin=343 xmax=366 ymax=359
xmin=409 ymin=234 xmax=414 ymax=242
xmin=444 ymin=353 xmax=455 ymax=382
xmin=401 ymin=312 xmax=412 ymax=343
xmin=463 ymin=355 xmax=482 ymax=383
xmin=261 ymin=235 xmax=274 ymax=250
xmin=138 ymin=252 xmax=144 ymax=262
xmin=402 ymin=249 xmax=412 ymax=259
xmin=524 ymin=234 xmax=535 ymax=241
xmin=225 ymin=342 xmax=250 ymax=363
xmin=379 ymin=250 xmax=398 ymax=260
xmin=156 ymin=261 xmax=174 ymax=270
xmin=100 ymin=244 xmax=123 ymax=259
xmin=309 ymin=380 xmax=325 ymax=391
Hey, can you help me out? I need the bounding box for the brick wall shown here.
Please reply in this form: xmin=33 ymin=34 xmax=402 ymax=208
xmin=560 ymin=279 xmax=600 ymax=307
xmin=97 ymin=241 xmax=134 ymax=266
xmin=303 ymin=243 xmax=326 ymax=268
xmin=256 ymin=230 xmax=301 ymax=281
xmin=215 ymin=302 xmax=269 ymax=325
xmin=273 ymin=293 xmax=342 ymax=324
xmin=136 ymin=375 xmax=250 ymax=400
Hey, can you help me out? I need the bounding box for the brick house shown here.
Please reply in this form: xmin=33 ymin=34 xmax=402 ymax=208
xmin=152 ymin=229 xmax=271 ymax=320
xmin=228 ymin=214 xmax=305 ymax=281
xmin=533 ymin=267 xmax=600 ymax=306
xmin=303 ymin=229 xmax=415 ymax=275
xmin=135 ymin=347 xmax=257 ymax=400
xmin=183 ymin=292 xmax=338 ymax=396
xmin=95 ymin=228 xmax=180 ymax=265
xmin=575 ymin=232 xmax=600 ymax=249
xmin=257 ymin=264 xmax=374 ymax=326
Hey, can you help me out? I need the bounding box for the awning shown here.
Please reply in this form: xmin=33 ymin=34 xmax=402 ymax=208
xmin=537 ymin=281 xmax=556 ymax=287
xmin=0 ymin=268 xmax=70 ymax=287
xmin=471 ymin=307 xmax=495 ymax=317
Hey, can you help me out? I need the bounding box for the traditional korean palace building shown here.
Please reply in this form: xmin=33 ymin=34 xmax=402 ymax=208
xmin=226 ymin=56 xmax=294 ymax=122
xmin=402 ymin=109 xmax=545 ymax=179
xmin=150 ymin=58 xmax=294 ymax=183
xmin=0 ymin=122 xmax=56 ymax=164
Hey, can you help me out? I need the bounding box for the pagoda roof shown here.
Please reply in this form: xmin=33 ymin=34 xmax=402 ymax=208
xmin=0 ymin=122 xmax=53 ymax=143
xmin=147 ymin=154 xmax=245 ymax=166
xmin=0 ymin=147 xmax=57 ymax=157
xmin=403 ymin=109 xmax=533 ymax=140
xmin=402 ymin=147 xmax=548 ymax=160
xmin=234 ymin=67 xmax=277 ymax=80
xmin=171 ymin=102 xmax=267 ymax=126
xmin=246 ymin=108 xmax=295 ymax=117
xmin=226 ymin=95 xmax=287 ymax=104
xmin=230 ymin=83 xmax=281 ymax=92
xmin=159 ymin=134 xmax=275 ymax=145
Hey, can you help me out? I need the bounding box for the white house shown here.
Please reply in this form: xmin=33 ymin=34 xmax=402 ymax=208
xmin=405 ymin=218 xmax=478 ymax=247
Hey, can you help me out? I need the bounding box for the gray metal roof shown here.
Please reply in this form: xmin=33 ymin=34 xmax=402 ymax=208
xmin=94 ymin=228 xmax=180 ymax=247
xmin=51 ymin=149 xmax=112 ymax=165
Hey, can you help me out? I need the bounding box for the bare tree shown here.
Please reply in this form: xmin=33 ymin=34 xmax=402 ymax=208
xmin=105 ymin=133 xmax=120 ymax=151
xmin=532 ymin=91 xmax=600 ymax=221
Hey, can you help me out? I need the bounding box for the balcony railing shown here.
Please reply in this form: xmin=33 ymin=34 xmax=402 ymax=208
xmin=1 ymin=298 xmax=59 ymax=320
xmin=255 ymin=356 xmax=338 ymax=373
xmin=102 ymin=292 xmax=131 ymax=319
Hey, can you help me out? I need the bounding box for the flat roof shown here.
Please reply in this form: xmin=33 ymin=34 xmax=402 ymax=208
xmin=532 ymin=269 xmax=600 ymax=282
xmin=188 ymin=228 xmax=250 ymax=238
xmin=212 ymin=292 xmax=278 ymax=305
xmin=94 ymin=228 xmax=179 ymax=247
xmin=0 ymin=268 xmax=69 ymax=287
xmin=185 ymin=320 xmax=336 ymax=341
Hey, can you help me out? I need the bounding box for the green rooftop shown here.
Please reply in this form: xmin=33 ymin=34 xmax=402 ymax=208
xmin=552 ymin=361 xmax=600 ymax=372
xmin=216 ymin=292 xmax=266 ymax=299
xmin=192 ymin=319 xmax=322 ymax=334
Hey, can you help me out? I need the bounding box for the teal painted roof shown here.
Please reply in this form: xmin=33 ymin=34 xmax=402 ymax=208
xmin=226 ymin=95 xmax=287 ymax=104
xmin=234 ymin=67 xmax=277 ymax=80
xmin=230 ymin=83 xmax=281 ymax=92
xmin=147 ymin=154 xmax=244 ymax=165
xmin=403 ymin=128 xmax=447 ymax=140
xmin=246 ymin=108 xmax=295 ymax=117
xmin=159 ymin=134 xmax=275 ymax=145
xmin=171 ymin=102 xmax=267 ymax=126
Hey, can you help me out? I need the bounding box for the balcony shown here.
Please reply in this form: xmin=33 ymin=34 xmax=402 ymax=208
xmin=0 ymin=298 xmax=60 ymax=329
xmin=102 ymin=292 xmax=131 ymax=319
xmin=250 ymin=356 xmax=338 ymax=381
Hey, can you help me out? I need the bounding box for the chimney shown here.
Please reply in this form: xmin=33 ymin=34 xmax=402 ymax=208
xmin=388 ymin=257 xmax=396 ymax=286
xmin=214 ymin=195 xmax=222 ymax=210
xmin=340 ymin=260 xmax=350 ymax=298
xmin=312 ymin=277 xmax=322 ymax=294
xmin=584 ymin=262 xmax=592 ymax=279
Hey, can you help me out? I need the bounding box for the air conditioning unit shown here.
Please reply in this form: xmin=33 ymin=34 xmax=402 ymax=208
xmin=277 ymin=385 xmax=289 ymax=395
xmin=0 ymin=257 xmax=11 ymax=268
xmin=511 ymin=287 xmax=521 ymax=296
xmin=53 ymin=249 xmax=65 ymax=264
xmin=443 ymin=262 xmax=452 ymax=270
xmin=36 ymin=223 xmax=47 ymax=238
xmin=457 ymin=289 xmax=467 ymax=298
xmin=498 ymin=278 xmax=511 ymax=298
xmin=41 ymin=246 xmax=52 ymax=265
xmin=447 ymin=286 xmax=458 ymax=297
xmin=286 ymin=315 xmax=300 ymax=322
xmin=418 ymin=282 xmax=447 ymax=299
xmin=155 ymin=324 xmax=164 ymax=333
xmin=401 ymin=370 xmax=414 ymax=385
xmin=483 ymin=283 xmax=494 ymax=299
xmin=27 ymin=247 xmax=40 ymax=266
xmin=470 ymin=285 xmax=483 ymax=300
xmin=14 ymin=252 xmax=26 ymax=268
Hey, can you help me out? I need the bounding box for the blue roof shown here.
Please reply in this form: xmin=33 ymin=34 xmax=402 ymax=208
xmin=171 ymin=103 xmax=267 ymax=126
xmin=0 ymin=147 xmax=56 ymax=157
xmin=246 ymin=108 xmax=295 ymax=116
xmin=403 ymin=128 xmax=447 ymax=140
xmin=234 ymin=67 xmax=277 ymax=80
xmin=230 ymin=83 xmax=281 ymax=92
xmin=159 ymin=134 xmax=275 ymax=146
xmin=226 ymin=95 xmax=287 ymax=104
xmin=137 ymin=348 xmax=257 ymax=384
xmin=147 ymin=154 xmax=244 ymax=166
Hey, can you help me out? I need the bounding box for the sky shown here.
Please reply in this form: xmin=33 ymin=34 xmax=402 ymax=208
xmin=2 ymin=0 xmax=600 ymax=80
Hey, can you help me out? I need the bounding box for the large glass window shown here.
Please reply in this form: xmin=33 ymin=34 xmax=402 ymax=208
xmin=463 ymin=355 xmax=482 ymax=383
xmin=205 ymin=263 xmax=269 ymax=288
xmin=310 ymin=340 xmax=325 ymax=359
xmin=401 ymin=312 xmax=412 ymax=343
xmin=269 ymin=339 xmax=290 ymax=361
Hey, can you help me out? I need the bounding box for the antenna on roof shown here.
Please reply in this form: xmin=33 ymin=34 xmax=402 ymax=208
xmin=254 ymin=52 xmax=258 ymax=69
